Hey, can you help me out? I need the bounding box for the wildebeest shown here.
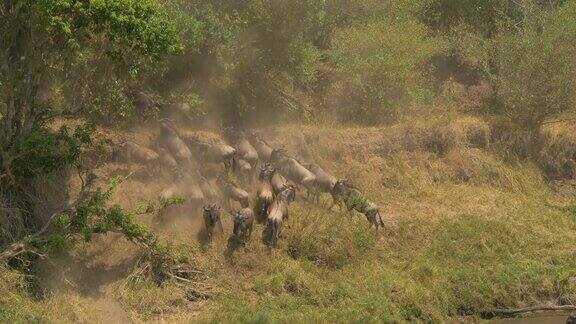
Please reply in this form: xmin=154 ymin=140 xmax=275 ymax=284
xmin=266 ymin=185 xmax=296 ymax=247
xmin=216 ymin=175 xmax=250 ymax=208
xmin=231 ymin=208 xmax=254 ymax=241
xmin=303 ymin=163 xmax=337 ymax=202
xmin=158 ymin=120 xmax=194 ymax=163
xmin=203 ymin=204 xmax=223 ymax=239
xmin=159 ymin=185 xmax=179 ymax=201
xmin=183 ymin=136 xmax=236 ymax=169
xmin=197 ymin=171 xmax=219 ymax=204
xmin=248 ymin=133 xmax=274 ymax=162
xmin=261 ymin=163 xmax=288 ymax=195
xmin=181 ymin=173 xmax=205 ymax=207
xmin=116 ymin=141 xmax=159 ymax=164
xmin=232 ymin=156 xmax=252 ymax=181
xmin=156 ymin=147 xmax=179 ymax=178
xmin=236 ymin=136 xmax=259 ymax=167
xmin=270 ymin=149 xmax=317 ymax=197
xmin=133 ymin=92 xmax=158 ymax=116
xmin=254 ymin=165 xmax=275 ymax=223
xmin=331 ymin=179 xmax=384 ymax=230
xmin=567 ymin=312 xmax=576 ymax=324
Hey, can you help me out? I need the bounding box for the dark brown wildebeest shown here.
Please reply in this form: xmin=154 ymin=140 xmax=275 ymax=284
xmin=254 ymin=165 xmax=275 ymax=223
xmin=231 ymin=208 xmax=255 ymax=241
xmin=203 ymin=204 xmax=223 ymax=239
xmin=248 ymin=133 xmax=274 ymax=163
xmin=266 ymin=185 xmax=296 ymax=247
xmin=331 ymin=179 xmax=385 ymax=230
xmin=116 ymin=141 xmax=159 ymax=164
xmin=216 ymin=175 xmax=250 ymax=208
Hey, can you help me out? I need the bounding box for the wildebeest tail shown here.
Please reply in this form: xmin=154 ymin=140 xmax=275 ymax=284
xmin=378 ymin=211 xmax=384 ymax=228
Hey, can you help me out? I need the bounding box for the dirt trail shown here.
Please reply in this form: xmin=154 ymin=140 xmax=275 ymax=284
xmin=37 ymin=234 xmax=139 ymax=323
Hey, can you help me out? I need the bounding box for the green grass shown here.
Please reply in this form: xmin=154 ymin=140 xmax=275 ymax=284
xmin=200 ymin=183 xmax=576 ymax=323
xmin=3 ymin=121 xmax=576 ymax=323
xmin=0 ymin=265 xmax=98 ymax=323
xmin=193 ymin=124 xmax=576 ymax=323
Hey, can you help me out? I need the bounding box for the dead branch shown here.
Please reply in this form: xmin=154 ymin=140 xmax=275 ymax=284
xmin=481 ymin=304 xmax=576 ymax=317
xmin=0 ymin=170 xmax=96 ymax=263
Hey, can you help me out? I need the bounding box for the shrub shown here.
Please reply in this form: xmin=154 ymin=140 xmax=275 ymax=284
xmin=330 ymin=16 xmax=440 ymax=124
xmin=487 ymin=3 xmax=576 ymax=130
xmin=537 ymin=133 xmax=576 ymax=180
xmin=421 ymin=0 xmax=507 ymax=37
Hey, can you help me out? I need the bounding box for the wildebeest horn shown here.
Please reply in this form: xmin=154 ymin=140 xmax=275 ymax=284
xmin=158 ymin=117 xmax=175 ymax=124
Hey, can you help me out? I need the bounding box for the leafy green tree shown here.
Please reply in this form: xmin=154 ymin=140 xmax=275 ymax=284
xmin=0 ymin=0 xmax=181 ymax=244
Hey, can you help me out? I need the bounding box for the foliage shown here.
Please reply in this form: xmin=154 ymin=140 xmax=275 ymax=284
xmin=11 ymin=123 xmax=94 ymax=179
xmin=421 ymin=0 xmax=507 ymax=36
xmin=330 ymin=16 xmax=440 ymax=124
xmin=486 ymin=3 xmax=576 ymax=130
xmin=0 ymin=0 xmax=182 ymax=255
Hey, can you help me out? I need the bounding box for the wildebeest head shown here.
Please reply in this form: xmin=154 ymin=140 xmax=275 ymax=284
xmin=278 ymin=185 xmax=296 ymax=204
xmin=259 ymin=163 xmax=275 ymax=181
xmin=231 ymin=210 xmax=246 ymax=236
xmin=270 ymin=148 xmax=287 ymax=164
xmin=203 ymin=204 xmax=221 ymax=226
xmin=159 ymin=118 xmax=177 ymax=137
xmin=332 ymin=179 xmax=354 ymax=196
xmin=247 ymin=131 xmax=259 ymax=142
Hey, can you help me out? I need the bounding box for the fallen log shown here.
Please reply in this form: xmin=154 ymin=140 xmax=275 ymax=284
xmin=481 ymin=305 xmax=576 ymax=317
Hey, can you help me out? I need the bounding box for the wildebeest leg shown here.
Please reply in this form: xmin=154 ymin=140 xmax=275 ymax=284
xmin=376 ymin=211 xmax=384 ymax=230
xmin=328 ymin=194 xmax=338 ymax=210
xmin=223 ymin=196 xmax=231 ymax=210
xmin=217 ymin=219 xmax=224 ymax=235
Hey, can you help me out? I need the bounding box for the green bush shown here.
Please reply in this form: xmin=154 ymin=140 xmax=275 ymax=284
xmin=422 ymin=0 xmax=507 ymax=36
xmin=487 ymin=3 xmax=576 ymax=130
xmin=330 ymin=16 xmax=441 ymax=124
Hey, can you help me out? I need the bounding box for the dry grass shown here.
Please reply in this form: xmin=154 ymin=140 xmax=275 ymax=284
xmin=3 ymin=116 xmax=576 ymax=322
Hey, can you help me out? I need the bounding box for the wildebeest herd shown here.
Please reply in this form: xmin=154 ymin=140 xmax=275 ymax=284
xmin=116 ymin=119 xmax=384 ymax=247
